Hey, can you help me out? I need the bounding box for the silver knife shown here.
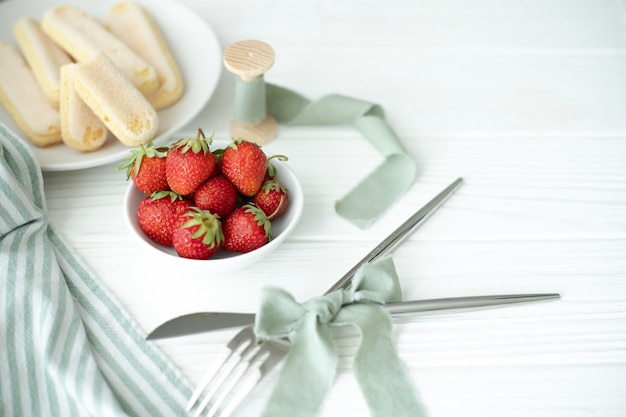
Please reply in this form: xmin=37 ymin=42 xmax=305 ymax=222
xmin=147 ymin=293 xmax=560 ymax=339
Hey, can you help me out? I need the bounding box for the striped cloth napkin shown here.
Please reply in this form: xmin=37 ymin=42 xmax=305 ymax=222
xmin=0 ymin=123 xmax=191 ymax=416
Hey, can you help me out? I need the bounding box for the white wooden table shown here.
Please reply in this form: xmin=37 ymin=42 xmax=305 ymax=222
xmin=41 ymin=0 xmax=626 ymax=416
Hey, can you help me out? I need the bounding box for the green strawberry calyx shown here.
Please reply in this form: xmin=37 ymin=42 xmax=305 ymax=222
xmin=172 ymin=128 xmax=215 ymax=155
xmin=260 ymin=179 xmax=288 ymax=194
xmin=180 ymin=207 xmax=224 ymax=248
xmin=118 ymin=140 xmax=167 ymax=180
xmin=227 ymin=137 xmax=255 ymax=151
xmin=243 ymin=203 xmax=273 ymax=240
xmin=150 ymin=190 xmax=184 ymax=202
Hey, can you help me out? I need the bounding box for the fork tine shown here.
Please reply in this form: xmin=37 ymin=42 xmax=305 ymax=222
xmin=187 ymin=327 xmax=257 ymax=415
xmin=209 ymin=340 xmax=290 ymax=417
xmin=204 ymin=344 xmax=268 ymax=417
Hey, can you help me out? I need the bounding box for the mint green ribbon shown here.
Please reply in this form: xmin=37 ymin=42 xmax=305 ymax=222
xmin=254 ymin=257 xmax=427 ymax=417
xmin=234 ymin=78 xmax=417 ymax=229
xmin=234 ymin=77 xmax=268 ymax=124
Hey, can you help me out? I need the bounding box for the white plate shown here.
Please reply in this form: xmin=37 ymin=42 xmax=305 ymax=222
xmin=0 ymin=0 xmax=221 ymax=171
xmin=123 ymin=138 xmax=304 ymax=272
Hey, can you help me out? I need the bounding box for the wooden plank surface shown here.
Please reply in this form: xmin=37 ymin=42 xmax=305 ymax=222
xmin=39 ymin=0 xmax=626 ymax=415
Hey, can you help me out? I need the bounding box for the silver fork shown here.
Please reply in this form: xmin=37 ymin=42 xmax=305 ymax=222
xmin=185 ymin=177 xmax=557 ymax=417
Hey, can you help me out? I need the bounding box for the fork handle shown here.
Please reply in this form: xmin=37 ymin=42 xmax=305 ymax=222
xmin=325 ymin=177 xmax=463 ymax=294
xmin=385 ymin=293 xmax=561 ymax=317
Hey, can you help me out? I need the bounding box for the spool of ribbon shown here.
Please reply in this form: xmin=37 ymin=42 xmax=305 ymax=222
xmin=223 ymin=40 xmax=278 ymax=144
xmin=224 ymin=40 xmax=417 ymax=230
xmin=254 ymin=257 xmax=427 ymax=417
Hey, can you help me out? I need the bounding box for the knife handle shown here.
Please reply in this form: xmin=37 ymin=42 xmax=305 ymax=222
xmin=325 ymin=177 xmax=463 ymax=294
xmin=384 ymin=293 xmax=561 ymax=317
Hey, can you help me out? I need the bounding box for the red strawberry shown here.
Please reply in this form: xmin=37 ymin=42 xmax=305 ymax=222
xmin=220 ymin=138 xmax=268 ymax=197
xmin=172 ymin=207 xmax=224 ymax=259
xmin=193 ymin=176 xmax=239 ymax=219
xmin=137 ymin=191 xmax=192 ymax=246
xmin=166 ymin=129 xmax=217 ymax=195
xmin=253 ymin=179 xmax=289 ymax=219
xmin=119 ymin=141 xmax=169 ymax=194
xmin=222 ymin=204 xmax=272 ymax=253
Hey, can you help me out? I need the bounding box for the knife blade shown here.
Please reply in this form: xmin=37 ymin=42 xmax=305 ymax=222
xmin=147 ymin=293 xmax=560 ymax=340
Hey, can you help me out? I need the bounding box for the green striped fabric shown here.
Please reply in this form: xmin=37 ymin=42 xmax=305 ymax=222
xmin=0 ymin=123 xmax=192 ymax=416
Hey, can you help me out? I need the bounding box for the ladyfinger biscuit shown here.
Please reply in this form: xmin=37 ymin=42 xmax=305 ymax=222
xmin=59 ymin=64 xmax=109 ymax=151
xmin=41 ymin=6 xmax=159 ymax=98
xmin=71 ymin=51 xmax=158 ymax=147
xmin=13 ymin=18 xmax=73 ymax=109
xmin=107 ymin=2 xmax=184 ymax=110
xmin=0 ymin=42 xmax=61 ymax=147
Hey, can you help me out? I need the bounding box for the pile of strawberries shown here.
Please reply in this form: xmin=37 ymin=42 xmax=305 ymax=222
xmin=119 ymin=129 xmax=290 ymax=260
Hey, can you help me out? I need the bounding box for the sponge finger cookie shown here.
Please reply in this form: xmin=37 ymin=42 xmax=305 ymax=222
xmin=0 ymin=42 xmax=62 ymax=147
xmin=13 ymin=18 xmax=73 ymax=109
xmin=71 ymin=51 xmax=158 ymax=147
xmin=41 ymin=6 xmax=159 ymax=98
xmin=59 ymin=64 xmax=109 ymax=151
xmin=107 ymin=2 xmax=184 ymax=110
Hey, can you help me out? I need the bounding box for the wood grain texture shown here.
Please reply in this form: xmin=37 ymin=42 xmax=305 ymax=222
xmin=42 ymin=0 xmax=626 ymax=416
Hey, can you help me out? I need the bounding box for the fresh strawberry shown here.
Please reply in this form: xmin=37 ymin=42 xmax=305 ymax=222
xmin=166 ymin=129 xmax=217 ymax=195
xmin=119 ymin=141 xmax=169 ymax=194
xmin=253 ymin=179 xmax=289 ymax=219
xmin=137 ymin=191 xmax=192 ymax=246
xmin=193 ymin=176 xmax=239 ymax=219
xmin=220 ymin=138 xmax=268 ymax=197
xmin=222 ymin=204 xmax=272 ymax=253
xmin=172 ymin=207 xmax=224 ymax=260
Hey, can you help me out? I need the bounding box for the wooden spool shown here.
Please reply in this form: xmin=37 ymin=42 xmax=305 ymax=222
xmin=223 ymin=40 xmax=277 ymax=145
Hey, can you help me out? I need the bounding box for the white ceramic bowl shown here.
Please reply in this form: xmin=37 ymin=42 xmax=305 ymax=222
xmin=123 ymin=142 xmax=304 ymax=272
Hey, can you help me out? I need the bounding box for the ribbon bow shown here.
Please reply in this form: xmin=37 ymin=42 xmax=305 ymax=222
xmin=254 ymin=257 xmax=427 ymax=417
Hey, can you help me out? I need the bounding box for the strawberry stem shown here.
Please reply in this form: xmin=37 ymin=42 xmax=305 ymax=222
xmin=267 ymin=194 xmax=286 ymax=221
xmin=266 ymin=155 xmax=288 ymax=178
xmin=268 ymin=154 xmax=287 ymax=162
xmin=173 ymin=130 xmax=215 ymax=155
